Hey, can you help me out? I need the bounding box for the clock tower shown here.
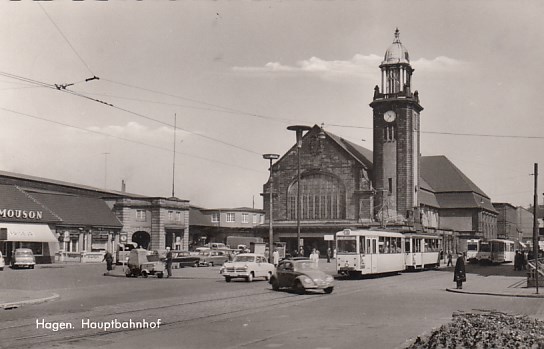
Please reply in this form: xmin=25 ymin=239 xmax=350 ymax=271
xmin=370 ymin=29 xmax=423 ymax=225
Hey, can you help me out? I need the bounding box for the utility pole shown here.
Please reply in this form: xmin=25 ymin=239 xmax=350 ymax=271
xmin=533 ymin=163 xmax=539 ymax=294
xmin=172 ymin=113 xmax=176 ymax=198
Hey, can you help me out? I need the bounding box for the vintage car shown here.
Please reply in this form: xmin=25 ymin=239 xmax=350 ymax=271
xmin=172 ymin=250 xmax=200 ymax=268
xmin=125 ymin=249 xmax=165 ymax=278
xmin=11 ymin=248 xmax=36 ymax=269
xmin=198 ymin=249 xmax=229 ymax=267
xmin=0 ymin=251 xmax=5 ymax=271
xmin=220 ymin=253 xmax=275 ymax=282
xmin=270 ymin=259 xmax=334 ymax=294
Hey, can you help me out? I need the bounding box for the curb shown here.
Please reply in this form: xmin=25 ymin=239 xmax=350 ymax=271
xmin=0 ymin=293 xmax=60 ymax=310
xmin=445 ymin=288 xmax=544 ymax=299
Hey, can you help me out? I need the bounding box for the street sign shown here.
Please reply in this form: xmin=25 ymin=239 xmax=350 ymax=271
xmin=324 ymin=235 xmax=334 ymax=241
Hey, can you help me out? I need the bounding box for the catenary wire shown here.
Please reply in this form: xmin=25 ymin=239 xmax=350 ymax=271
xmin=0 ymin=106 xmax=264 ymax=174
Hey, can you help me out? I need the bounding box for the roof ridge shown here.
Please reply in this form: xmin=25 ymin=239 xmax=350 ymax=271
xmin=16 ymin=185 xmax=63 ymax=222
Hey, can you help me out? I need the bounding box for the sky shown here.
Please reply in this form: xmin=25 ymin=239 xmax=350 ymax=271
xmin=0 ymin=1 xmax=543 ymax=210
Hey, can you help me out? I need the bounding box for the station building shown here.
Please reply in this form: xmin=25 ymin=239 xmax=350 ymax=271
xmin=260 ymin=29 xmax=498 ymax=256
xmin=0 ymin=171 xmax=189 ymax=264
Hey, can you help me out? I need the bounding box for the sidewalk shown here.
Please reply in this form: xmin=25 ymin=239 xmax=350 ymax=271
xmin=0 ymin=289 xmax=59 ymax=309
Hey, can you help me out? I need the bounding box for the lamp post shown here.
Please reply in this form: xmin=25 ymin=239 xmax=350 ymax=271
xmin=263 ymin=153 xmax=280 ymax=263
xmin=287 ymin=125 xmax=312 ymax=254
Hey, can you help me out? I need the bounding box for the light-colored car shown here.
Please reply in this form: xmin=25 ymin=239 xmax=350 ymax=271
xmin=198 ymin=250 xmax=229 ymax=267
xmin=0 ymin=251 xmax=5 ymax=271
xmin=270 ymin=259 xmax=334 ymax=294
xmin=11 ymin=248 xmax=36 ymax=269
xmin=220 ymin=253 xmax=275 ymax=282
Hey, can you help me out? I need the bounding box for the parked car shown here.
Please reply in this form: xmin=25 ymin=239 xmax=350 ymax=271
xmin=172 ymin=250 xmax=200 ymax=268
xmin=198 ymin=250 xmax=229 ymax=267
xmin=269 ymin=259 xmax=334 ymax=294
xmin=220 ymin=253 xmax=275 ymax=282
xmin=125 ymin=249 xmax=165 ymax=278
xmin=11 ymin=248 xmax=36 ymax=269
xmin=0 ymin=251 xmax=5 ymax=271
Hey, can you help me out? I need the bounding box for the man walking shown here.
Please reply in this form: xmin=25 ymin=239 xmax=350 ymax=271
xmin=165 ymin=247 xmax=173 ymax=278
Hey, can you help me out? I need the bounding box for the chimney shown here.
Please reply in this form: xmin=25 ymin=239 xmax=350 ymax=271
xmin=121 ymin=179 xmax=126 ymax=193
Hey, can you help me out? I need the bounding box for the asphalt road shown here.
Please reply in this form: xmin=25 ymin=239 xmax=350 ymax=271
xmin=0 ymin=263 xmax=542 ymax=349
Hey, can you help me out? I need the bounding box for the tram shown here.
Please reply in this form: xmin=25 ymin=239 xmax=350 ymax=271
xmin=466 ymin=239 xmax=482 ymax=263
xmin=476 ymin=239 xmax=515 ymax=264
xmin=404 ymin=234 xmax=441 ymax=270
xmin=336 ymin=229 xmax=405 ymax=278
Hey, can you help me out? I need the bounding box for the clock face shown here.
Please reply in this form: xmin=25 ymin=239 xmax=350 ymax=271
xmin=384 ymin=110 xmax=396 ymax=123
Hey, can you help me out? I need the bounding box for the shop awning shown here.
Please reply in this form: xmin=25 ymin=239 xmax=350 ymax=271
xmin=0 ymin=223 xmax=58 ymax=242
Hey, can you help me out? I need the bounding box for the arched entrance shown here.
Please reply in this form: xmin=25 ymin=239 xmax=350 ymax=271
xmin=132 ymin=231 xmax=151 ymax=249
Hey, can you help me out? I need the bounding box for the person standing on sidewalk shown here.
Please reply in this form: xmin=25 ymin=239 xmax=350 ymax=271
xmin=103 ymin=250 xmax=114 ymax=275
xmin=447 ymin=250 xmax=453 ymax=267
xmin=272 ymin=249 xmax=280 ymax=267
xmin=453 ymin=252 xmax=466 ymax=289
xmin=165 ymin=247 xmax=173 ymax=278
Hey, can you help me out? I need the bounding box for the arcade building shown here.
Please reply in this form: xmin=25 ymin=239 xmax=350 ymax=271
xmin=0 ymin=171 xmax=189 ymax=264
xmin=261 ymin=29 xmax=498 ymax=255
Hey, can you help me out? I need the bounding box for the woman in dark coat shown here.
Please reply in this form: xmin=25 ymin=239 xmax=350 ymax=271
xmin=103 ymin=251 xmax=114 ymax=274
xmin=453 ymin=253 xmax=466 ymax=289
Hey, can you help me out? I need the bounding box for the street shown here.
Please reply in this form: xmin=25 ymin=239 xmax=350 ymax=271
xmin=0 ymin=262 xmax=543 ymax=349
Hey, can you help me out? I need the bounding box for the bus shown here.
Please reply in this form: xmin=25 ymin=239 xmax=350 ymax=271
xmin=336 ymin=229 xmax=405 ymax=278
xmin=404 ymin=234 xmax=441 ymax=271
xmin=466 ymin=239 xmax=482 ymax=263
xmin=476 ymin=239 xmax=515 ymax=264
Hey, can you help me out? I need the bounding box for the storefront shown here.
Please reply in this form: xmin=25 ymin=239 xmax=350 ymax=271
xmin=0 ymin=184 xmax=122 ymax=264
xmin=0 ymin=223 xmax=59 ymax=264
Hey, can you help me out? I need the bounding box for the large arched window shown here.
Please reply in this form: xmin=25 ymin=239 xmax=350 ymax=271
xmin=288 ymin=173 xmax=346 ymax=220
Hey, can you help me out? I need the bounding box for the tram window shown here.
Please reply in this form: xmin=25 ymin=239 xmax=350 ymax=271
xmin=405 ymin=240 xmax=411 ymax=253
xmin=372 ymin=239 xmax=376 ymax=254
xmin=367 ymin=239 xmax=371 ymax=254
xmin=359 ymin=237 xmax=366 ymax=254
xmin=415 ymin=239 xmax=421 ymax=253
xmin=337 ymin=238 xmax=357 ymax=254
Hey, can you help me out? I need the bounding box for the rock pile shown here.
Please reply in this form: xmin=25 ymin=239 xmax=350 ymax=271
xmin=406 ymin=310 xmax=544 ymax=348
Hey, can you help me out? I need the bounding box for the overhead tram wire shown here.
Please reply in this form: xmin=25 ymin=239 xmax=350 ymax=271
xmin=0 ymin=70 xmax=261 ymax=156
xmin=326 ymin=123 xmax=544 ymax=140
xmin=38 ymin=2 xmax=95 ymax=77
xmin=0 ymin=106 xmax=264 ymax=174
xmin=101 ymin=78 xmax=298 ymax=124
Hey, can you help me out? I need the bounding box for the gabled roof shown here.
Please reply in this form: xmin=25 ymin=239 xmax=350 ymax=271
xmin=27 ymin=191 xmax=122 ymax=228
xmin=0 ymin=169 xmax=145 ymax=199
xmin=0 ymin=185 xmax=62 ymax=223
xmin=311 ymin=125 xmax=373 ymax=170
xmin=420 ymin=156 xmax=489 ymax=198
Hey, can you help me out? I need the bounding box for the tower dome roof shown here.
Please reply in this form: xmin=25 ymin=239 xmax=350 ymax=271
xmin=383 ymin=28 xmax=410 ymax=65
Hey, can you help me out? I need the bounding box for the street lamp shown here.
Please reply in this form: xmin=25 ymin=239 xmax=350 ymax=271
xmin=263 ymin=153 xmax=280 ymax=263
xmin=287 ymin=125 xmax=312 ymax=254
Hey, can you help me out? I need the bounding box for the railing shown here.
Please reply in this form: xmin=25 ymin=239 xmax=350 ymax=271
xmin=526 ymin=258 xmax=544 ymax=287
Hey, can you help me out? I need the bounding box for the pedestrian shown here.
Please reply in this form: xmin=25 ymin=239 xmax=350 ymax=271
xmin=453 ymin=252 xmax=466 ymax=289
xmin=310 ymin=248 xmax=319 ymax=266
xmin=522 ymin=251 xmax=527 ymax=270
xmin=103 ymin=250 xmax=114 ymax=275
xmin=165 ymin=247 xmax=173 ymax=278
xmin=272 ymin=249 xmax=280 ymax=267
xmin=299 ymin=246 xmax=304 ymax=257
xmin=447 ymin=250 xmax=453 ymax=267
xmin=514 ymin=250 xmax=520 ymax=271
xmin=327 ymin=247 xmax=332 ymax=263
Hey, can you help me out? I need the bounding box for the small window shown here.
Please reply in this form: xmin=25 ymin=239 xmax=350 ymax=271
xmin=175 ymin=211 xmax=182 ymax=222
xmin=253 ymin=214 xmax=258 ymax=224
xmin=136 ymin=210 xmax=146 ymax=221
xmin=242 ymin=213 xmax=249 ymax=223
xmin=211 ymin=213 xmax=220 ymax=223
xmin=168 ymin=210 xmax=174 ymax=221
xmin=226 ymin=213 xmax=235 ymax=222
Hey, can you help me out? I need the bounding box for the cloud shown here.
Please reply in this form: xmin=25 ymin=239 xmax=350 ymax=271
xmin=233 ymin=54 xmax=468 ymax=80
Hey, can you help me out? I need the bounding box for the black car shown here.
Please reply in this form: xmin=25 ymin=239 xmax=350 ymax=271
xmin=172 ymin=251 xmax=200 ymax=268
xmin=270 ymin=259 xmax=334 ymax=294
